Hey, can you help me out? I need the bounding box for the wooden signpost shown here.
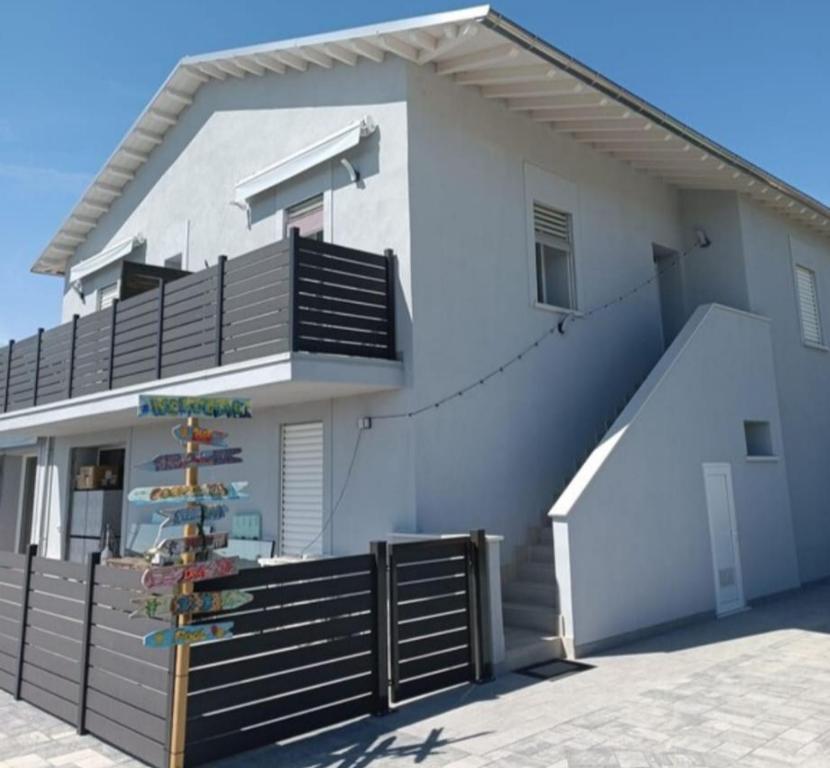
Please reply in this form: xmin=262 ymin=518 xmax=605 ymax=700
xmin=130 ymin=394 xmax=253 ymax=768
xmin=131 ymin=590 xmax=253 ymax=620
xmin=136 ymin=448 xmax=243 ymax=472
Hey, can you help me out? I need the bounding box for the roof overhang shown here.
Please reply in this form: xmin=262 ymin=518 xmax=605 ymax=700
xmin=32 ymin=4 xmax=830 ymax=275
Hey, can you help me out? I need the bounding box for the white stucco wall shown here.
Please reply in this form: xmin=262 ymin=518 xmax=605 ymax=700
xmin=739 ymin=198 xmax=830 ymax=583
xmin=402 ymin=62 xmax=682 ymax=559
xmin=551 ymin=304 xmax=799 ymax=655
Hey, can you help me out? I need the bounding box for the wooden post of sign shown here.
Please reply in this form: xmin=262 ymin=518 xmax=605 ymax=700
xmin=169 ymin=417 xmax=199 ymax=768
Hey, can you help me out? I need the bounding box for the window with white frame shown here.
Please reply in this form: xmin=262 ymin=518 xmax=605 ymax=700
xmin=97 ymin=282 xmax=119 ymax=311
xmin=286 ymin=195 xmax=324 ymax=241
xmin=794 ymin=264 xmax=823 ymax=346
xmin=533 ymin=202 xmax=576 ymax=310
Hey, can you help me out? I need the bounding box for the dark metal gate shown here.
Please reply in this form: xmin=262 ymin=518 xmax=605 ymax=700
xmin=389 ymin=531 xmax=491 ymax=702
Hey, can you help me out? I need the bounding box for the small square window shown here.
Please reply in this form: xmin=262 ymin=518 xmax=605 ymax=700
xmin=97 ymin=282 xmax=119 ymax=311
xmin=744 ymin=420 xmax=774 ymax=458
xmin=533 ymin=202 xmax=575 ymax=310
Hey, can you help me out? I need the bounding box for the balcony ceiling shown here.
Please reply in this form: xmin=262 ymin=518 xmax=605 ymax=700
xmin=33 ymin=5 xmax=830 ymax=275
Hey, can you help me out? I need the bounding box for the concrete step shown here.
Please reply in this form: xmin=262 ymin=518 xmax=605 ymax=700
xmin=502 ymin=601 xmax=560 ymax=633
xmin=502 ymin=626 xmax=564 ymax=671
xmin=503 ymin=580 xmax=557 ymax=607
xmin=517 ymin=560 xmax=556 ymax=583
xmin=524 ymin=543 xmax=554 ymax=563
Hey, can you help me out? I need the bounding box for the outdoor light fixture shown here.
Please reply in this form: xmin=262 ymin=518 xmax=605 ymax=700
xmin=695 ymin=227 xmax=712 ymax=249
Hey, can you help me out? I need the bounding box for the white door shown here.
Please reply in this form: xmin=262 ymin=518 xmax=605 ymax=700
xmin=702 ymin=463 xmax=745 ymax=616
xmin=280 ymin=422 xmax=324 ymax=557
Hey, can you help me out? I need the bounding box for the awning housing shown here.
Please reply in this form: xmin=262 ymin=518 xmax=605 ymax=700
xmin=233 ymin=116 xmax=376 ymax=208
xmin=68 ymin=235 xmax=144 ymax=283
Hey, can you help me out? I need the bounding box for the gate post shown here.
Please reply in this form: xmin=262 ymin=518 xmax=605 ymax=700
xmin=14 ymin=543 xmax=37 ymax=700
xmin=471 ymin=530 xmax=494 ymax=682
xmin=370 ymin=541 xmax=390 ymax=715
xmin=77 ymin=551 xmax=100 ymax=734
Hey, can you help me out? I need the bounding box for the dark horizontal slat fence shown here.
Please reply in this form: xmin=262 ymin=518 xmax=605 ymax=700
xmin=85 ymin=564 xmax=171 ymax=768
xmin=0 ymin=532 xmax=487 ymax=768
xmin=0 ymin=546 xmax=171 ymax=768
xmin=185 ymin=553 xmax=379 ymax=767
xmin=389 ymin=537 xmax=479 ymax=702
xmin=0 ymin=234 xmax=396 ymax=414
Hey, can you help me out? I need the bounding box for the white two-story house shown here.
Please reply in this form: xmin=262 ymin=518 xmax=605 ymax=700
xmin=1 ymin=6 xmax=829 ymax=667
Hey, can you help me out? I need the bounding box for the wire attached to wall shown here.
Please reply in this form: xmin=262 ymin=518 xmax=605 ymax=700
xmin=300 ymin=235 xmax=707 ymax=554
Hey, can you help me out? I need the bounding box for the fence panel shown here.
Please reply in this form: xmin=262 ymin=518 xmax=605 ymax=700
xmin=161 ymin=267 xmax=218 ymax=378
xmin=389 ymin=537 xmax=477 ymax=703
xmin=19 ymin=557 xmax=86 ymax=724
xmin=221 ymin=243 xmax=291 ymax=364
xmin=36 ymin=324 xmax=73 ymax=404
xmin=6 ymin=336 xmax=39 ymax=409
xmin=84 ymin=564 xmax=171 ymax=768
xmin=293 ymin=236 xmax=395 ymax=359
xmin=184 ymin=555 xmax=377 ymax=767
xmin=72 ymin=312 xmax=112 ymax=397
xmin=111 ymin=288 xmax=161 ymax=389
xmin=0 ymin=551 xmax=24 ymax=694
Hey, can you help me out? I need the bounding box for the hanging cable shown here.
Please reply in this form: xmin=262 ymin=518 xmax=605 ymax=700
xmin=299 ymin=239 xmax=700 ymax=553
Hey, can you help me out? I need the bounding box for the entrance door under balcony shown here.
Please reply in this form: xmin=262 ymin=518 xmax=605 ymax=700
xmin=279 ymin=422 xmax=324 ymax=557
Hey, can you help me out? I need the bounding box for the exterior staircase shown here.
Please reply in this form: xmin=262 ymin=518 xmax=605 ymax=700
xmin=500 ymin=371 xmax=650 ymax=670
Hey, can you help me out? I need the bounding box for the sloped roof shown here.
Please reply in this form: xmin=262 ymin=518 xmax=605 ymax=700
xmin=33 ymin=4 xmax=830 ymax=275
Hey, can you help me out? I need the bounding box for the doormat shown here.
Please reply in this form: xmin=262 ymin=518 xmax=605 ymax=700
xmin=516 ymin=658 xmax=593 ymax=681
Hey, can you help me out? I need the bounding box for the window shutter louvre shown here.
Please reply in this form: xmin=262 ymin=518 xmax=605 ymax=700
xmin=280 ymin=422 xmax=324 ymax=556
xmin=795 ymin=265 xmax=822 ymax=345
xmin=533 ymin=202 xmax=571 ymax=243
xmin=97 ymin=283 xmax=119 ymax=311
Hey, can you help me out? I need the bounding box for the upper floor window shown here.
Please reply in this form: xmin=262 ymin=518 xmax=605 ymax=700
xmin=794 ymin=264 xmax=823 ymax=346
xmin=533 ymin=202 xmax=575 ymax=310
xmin=286 ymin=195 xmax=324 ymax=241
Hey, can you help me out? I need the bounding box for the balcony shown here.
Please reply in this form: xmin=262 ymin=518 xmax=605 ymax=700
xmin=0 ymin=233 xmax=401 ymax=434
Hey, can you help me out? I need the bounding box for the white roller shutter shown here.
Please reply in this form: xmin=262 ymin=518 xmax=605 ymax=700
xmin=280 ymin=422 xmax=324 ymax=556
xmin=795 ymin=264 xmax=823 ymax=345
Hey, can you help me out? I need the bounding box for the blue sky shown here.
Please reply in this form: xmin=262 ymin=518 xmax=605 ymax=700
xmin=0 ymin=0 xmax=827 ymax=342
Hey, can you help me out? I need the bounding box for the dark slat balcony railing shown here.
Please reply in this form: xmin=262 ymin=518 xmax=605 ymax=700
xmin=0 ymin=231 xmax=397 ymax=414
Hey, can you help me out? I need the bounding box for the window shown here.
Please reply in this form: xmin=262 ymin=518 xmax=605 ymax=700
xmin=97 ymin=282 xmax=119 ymax=311
xmin=534 ymin=202 xmax=575 ymax=310
xmin=794 ymin=264 xmax=823 ymax=346
xmin=286 ymin=195 xmax=324 ymax=241
xmin=164 ymin=253 xmax=183 ymax=270
xmin=280 ymin=422 xmax=324 ymax=556
xmin=744 ymin=420 xmax=774 ymax=459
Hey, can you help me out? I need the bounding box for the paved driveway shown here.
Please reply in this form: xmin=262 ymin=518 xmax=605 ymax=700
xmin=3 ymin=583 xmax=830 ymax=768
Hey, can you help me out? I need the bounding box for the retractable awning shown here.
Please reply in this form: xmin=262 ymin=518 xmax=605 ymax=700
xmin=233 ymin=116 xmax=376 ymax=208
xmin=68 ymin=235 xmax=144 ymax=283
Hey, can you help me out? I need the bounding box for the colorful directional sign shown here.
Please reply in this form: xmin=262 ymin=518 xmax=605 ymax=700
xmin=142 ymin=621 xmax=234 ymax=648
xmin=139 ymin=396 xmax=252 ymax=419
xmin=128 ymin=481 xmax=248 ymax=505
xmin=171 ymin=424 xmax=228 ymax=447
xmin=137 ymin=448 xmax=243 ymax=472
xmin=131 ymin=589 xmax=252 ymax=619
xmin=141 ymin=557 xmax=238 ymax=590
xmin=157 ymin=504 xmax=228 ymax=526
xmin=148 ymin=531 xmax=229 ymax=559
